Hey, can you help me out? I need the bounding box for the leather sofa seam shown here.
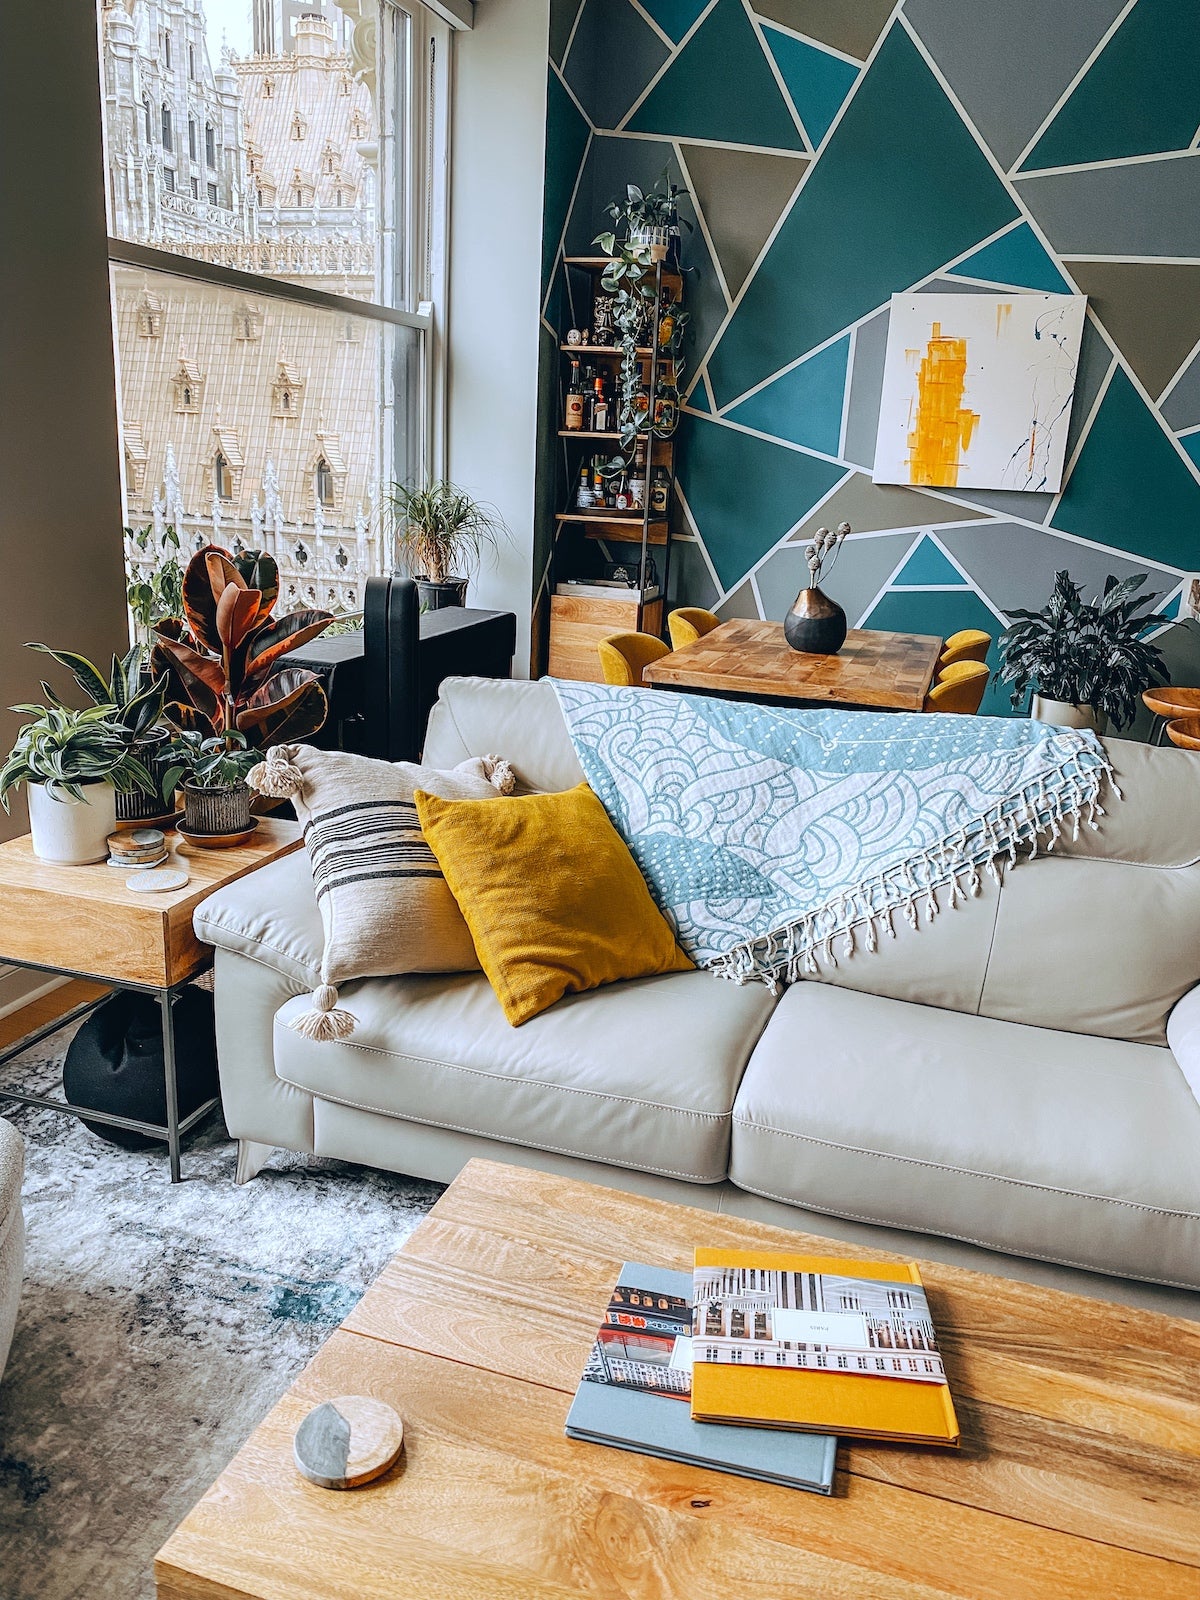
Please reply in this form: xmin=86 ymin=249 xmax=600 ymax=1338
xmin=730 ymin=1116 xmax=1200 ymax=1220
xmin=195 ymin=914 xmax=321 ymax=989
xmin=304 ymin=1081 xmax=722 ymax=1182
xmin=274 ymin=1022 xmax=731 ymax=1121
xmin=728 ymin=1177 xmax=1200 ymax=1292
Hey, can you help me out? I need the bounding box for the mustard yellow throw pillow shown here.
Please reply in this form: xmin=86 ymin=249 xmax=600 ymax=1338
xmin=414 ymin=783 xmax=692 ymax=1026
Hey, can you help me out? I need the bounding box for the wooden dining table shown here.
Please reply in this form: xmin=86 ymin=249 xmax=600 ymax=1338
xmin=641 ymin=618 xmax=944 ymax=711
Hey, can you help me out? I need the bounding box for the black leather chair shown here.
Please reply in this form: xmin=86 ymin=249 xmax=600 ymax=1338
xmin=290 ymin=577 xmax=517 ymax=760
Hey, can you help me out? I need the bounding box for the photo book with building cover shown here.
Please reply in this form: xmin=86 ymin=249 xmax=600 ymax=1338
xmin=690 ymin=1249 xmax=959 ymax=1446
xmin=565 ymin=1263 xmax=837 ymax=1493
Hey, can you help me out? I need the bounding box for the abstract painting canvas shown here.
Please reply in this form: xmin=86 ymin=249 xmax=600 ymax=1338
xmin=872 ymin=293 xmax=1087 ymax=493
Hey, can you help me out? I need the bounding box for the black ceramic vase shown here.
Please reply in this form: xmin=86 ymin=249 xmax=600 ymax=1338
xmin=784 ymin=585 xmax=847 ymax=654
xmin=416 ymin=577 xmax=468 ymax=610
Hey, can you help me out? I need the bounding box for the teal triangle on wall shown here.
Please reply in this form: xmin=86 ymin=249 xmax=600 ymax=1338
xmin=687 ymin=380 xmax=713 ymax=415
xmin=706 ymin=23 xmax=1019 ymax=409
xmin=1180 ymin=431 xmax=1200 ymax=471
xmin=678 ymin=413 xmax=845 ymax=589
xmin=861 ymin=588 xmax=1010 ymax=714
xmin=892 ymin=536 xmax=969 ymax=588
xmin=724 ymin=334 xmax=849 ymax=456
xmin=1161 ymin=591 xmax=1183 ymax=620
xmin=626 ymin=0 xmax=806 ymax=152
xmin=1052 ymin=366 xmax=1200 ymax=568
xmin=640 ymin=0 xmax=711 ymax=44
xmin=763 ymin=26 xmax=859 ymax=148
xmin=947 ymin=223 xmax=1072 ymax=295
xmin=1022 ymin=0 xmax=1200 ymax=171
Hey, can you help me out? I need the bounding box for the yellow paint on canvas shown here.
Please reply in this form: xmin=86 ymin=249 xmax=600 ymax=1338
xmin=995 ymin=301 xmax=1012 ymax=338
xmin=906 ymin=322 xmax=980 ymax=488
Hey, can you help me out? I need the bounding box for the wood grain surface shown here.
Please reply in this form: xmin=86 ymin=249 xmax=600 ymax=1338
xmin=0 ymin=818 xmax=301 ymax=986
xmin=643 ymin=618 xmax=943 ymax=710
xmin=156 ymin=1160 xmax=1200 ymax=1599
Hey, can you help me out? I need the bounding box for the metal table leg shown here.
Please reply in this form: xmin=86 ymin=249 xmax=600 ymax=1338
xmin=160 ymin=988 xmax=182 ymax=1184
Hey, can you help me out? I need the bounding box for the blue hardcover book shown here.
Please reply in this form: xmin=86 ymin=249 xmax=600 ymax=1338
xmin=565 ymin=1263 xmax=837 ymax=1494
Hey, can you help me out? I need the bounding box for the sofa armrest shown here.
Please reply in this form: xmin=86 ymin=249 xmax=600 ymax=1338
xmin=194 ymin=850 xmax=323 ymax=990
xmin=1167 ymin=984 xmax=1200 ymax=1108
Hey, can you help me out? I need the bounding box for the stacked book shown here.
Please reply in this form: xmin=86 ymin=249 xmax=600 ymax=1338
xmin=565 ymin=1249 xmax=958 ymax=1496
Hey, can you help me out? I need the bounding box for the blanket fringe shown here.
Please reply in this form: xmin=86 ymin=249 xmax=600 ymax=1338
xmin=708 ymin=751 xmax=1118 ymax=989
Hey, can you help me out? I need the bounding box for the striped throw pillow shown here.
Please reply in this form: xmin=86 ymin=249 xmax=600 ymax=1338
xmin=247 ymin=743 xmax=514 ymax=1039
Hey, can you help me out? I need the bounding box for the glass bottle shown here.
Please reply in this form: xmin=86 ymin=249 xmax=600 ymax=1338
xmin=564 ymin=359 xmax=584 ymax=431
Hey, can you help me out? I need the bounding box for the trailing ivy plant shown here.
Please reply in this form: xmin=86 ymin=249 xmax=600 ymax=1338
xmin=595 ymin=172 xmax=693 ymax=452
xmin=996 ymin=570 xmax=1172 ymax=728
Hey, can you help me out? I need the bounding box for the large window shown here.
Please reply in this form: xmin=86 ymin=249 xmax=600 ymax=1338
xmin=100 ymin=0 xmax=447 ymax=617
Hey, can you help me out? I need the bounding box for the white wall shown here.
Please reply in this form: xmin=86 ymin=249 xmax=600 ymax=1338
xmin=446 ymin=0 xmax=550 ymax=675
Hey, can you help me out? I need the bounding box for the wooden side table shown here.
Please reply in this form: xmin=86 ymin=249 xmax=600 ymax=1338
xmin=0 ymin=818 xmax=301 ymax=1181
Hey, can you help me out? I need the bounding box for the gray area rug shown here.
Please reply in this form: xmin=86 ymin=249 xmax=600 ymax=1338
xmin=0 ymin=1025 xmax=442 ymax=1600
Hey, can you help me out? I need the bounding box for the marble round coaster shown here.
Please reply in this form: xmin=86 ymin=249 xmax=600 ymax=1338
xmin=293 ymin=1395 xmax=404 ymax=1490
xmin=126 ymin=866 xmax=190 ymax=893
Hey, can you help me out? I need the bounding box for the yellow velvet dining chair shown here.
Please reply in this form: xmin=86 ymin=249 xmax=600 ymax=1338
xmin=667 ymin=606 xmax=720 ymax=651
xmin=924 ymin=659 xmax=989 ymax=715
xmin=597 ymin=631 xmax=671 ymax=687
xmin=939 ymin=629 xmax=992 ymax=668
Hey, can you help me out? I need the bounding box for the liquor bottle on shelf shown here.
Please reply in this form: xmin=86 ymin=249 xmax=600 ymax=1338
xmin=649 ymin=467 xmax=670 ymax=515
xmin=576 ymin=462 xmax=595 ymax=508
xmin=564 ymin=359 xmax=585 ymax=431
xmin=582 ymin=366 xmax=597 ymax=430
xmin=592 ymin=376 xmax=610 ymax=434
xmin=614 ymin=469 xmax=632 ymax=511
xmin=592 ymin=455 xmax=605 ymax=500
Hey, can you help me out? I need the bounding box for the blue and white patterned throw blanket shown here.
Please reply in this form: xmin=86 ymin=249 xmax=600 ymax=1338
xmin=550 ymin=679 xmax=1119 ymax=987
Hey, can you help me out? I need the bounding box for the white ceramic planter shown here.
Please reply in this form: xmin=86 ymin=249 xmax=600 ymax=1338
xmin=26 ymin=781 xmax=116 ymax=865
xmin=1031 ymin=695 xmax=1108 ymax=735
xmin=631 ymin=225 xmax=670 ymax=262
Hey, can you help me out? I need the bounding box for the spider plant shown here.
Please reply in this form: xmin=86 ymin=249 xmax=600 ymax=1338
xmin=0 ymin=703 xmax=153 ymax=809
xmin=996 ymin=570 xmax=1173 ymax=729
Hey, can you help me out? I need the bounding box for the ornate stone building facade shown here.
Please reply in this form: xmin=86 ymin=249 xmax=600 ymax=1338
xmin=103 ymin=0 xmax=392 ymax=614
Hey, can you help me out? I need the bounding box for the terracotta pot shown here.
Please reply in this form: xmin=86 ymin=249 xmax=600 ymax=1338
xmin=1030 ymin=695 xmax=1108 ymax=735
xmin=784 ymin=585 xmax=847 ymax=655
xmin=27 ymin=780 xmax=116 ymax=865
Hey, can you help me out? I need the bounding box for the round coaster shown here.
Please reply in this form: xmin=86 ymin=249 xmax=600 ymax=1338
xmin=126 ymin=866 xmax=190 ymax=893
xmin=293 ymin=1395 xmax=404 ymax=1490
xmin=107 ymin=827 xmax=166 ymax=857
xmin=109 ymin=853 xmax=169 ymax=870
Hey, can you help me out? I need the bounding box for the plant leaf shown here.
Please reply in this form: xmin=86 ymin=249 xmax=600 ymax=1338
xmin=182 ymin=544 xmax=240 ymax=653
xmin=234 ymin=668 xmax=328 ymax=745
xmin=24 ymin=644 xmax=110 ymax=707
xmin=242 ymin=610 xmax=334 ymax=681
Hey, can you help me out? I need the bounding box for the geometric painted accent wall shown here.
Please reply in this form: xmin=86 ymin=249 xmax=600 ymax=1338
xmin=541 ymin=0 xmax=1200 ymax=716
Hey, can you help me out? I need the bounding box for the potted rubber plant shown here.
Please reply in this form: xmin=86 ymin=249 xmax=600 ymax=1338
xmin=150 ymin=545 xmax=334 ymax=842
xmin=388 ymin=480 xmax=507 ymax=610
xmin=996 ymin=570 xmax=1172 ymax=733
xmin=0 ymin=702 xmax=153 ymax=863
xmin=27 ymin=642 xmax=174 ymax=822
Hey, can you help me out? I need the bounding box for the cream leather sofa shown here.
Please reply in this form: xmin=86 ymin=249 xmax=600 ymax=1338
xmin=0 ymin=1117 xmax=24 ymax=1382
xmin=195 ymin=678 xmax=1200 ymax=1319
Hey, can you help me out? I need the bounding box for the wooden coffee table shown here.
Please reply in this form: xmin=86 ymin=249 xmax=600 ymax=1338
xmin=0 ymin=818 xmax=301 ymax=1180
xmin=155 ymin=1159 xmax=1200 ymax=1598
xmin=643 ymin=618 xmax=943 ymax=710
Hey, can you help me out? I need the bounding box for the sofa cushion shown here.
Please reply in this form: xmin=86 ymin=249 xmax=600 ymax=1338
xmin=416 ymin=783 xmax=692 ymax=1026
xmin=730 ymin=983 xmax=1200 ymax=1289
xmin=423 ymin=677 xmax=585 ymax=794
xmin=273 ymin=968 xmax=777 ymax=1183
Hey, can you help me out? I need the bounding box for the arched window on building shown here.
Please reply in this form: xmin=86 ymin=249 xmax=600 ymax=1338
xmin=291 ymin=112 xmax=306 ymax=141
xmin=188 ymin=42 xmax=196 ymax=80
xmin=163 ymin=30 xmax=172 ymax=69
xmin=205 ymin=122 xmax=216 ymax=168
xmin=161 ymin=104 xmax=172 ymax=152
xmin=315 ymin=458 xmax=334 ymax=507
xmin=334 ymin=188 xmax=344 ymax=207
xmin=281 ymin=390 xmax=291 ymax=413
xmin=182 ymin=385 xmax=192 ymax=407
xmin=262 ymin=77 xmax=274 ymax=98
xmin=214 ymin=452 xmax=232 ymax=501
xmin=188 ymin=117 xmax=197 ymax=159
xmin=142 ymin=97 xmax=152 ymax=143
xmin=293 ymin=181 xmax=305 ymax=206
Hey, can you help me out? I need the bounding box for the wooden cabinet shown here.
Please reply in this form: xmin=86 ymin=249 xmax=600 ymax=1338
xmin=547 ymin=593 xmax=664 ymax=682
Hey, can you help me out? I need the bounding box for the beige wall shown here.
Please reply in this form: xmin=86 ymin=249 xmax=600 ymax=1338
xmin=445 ymin=0 xmax=550 ymax=675
xmin=0 ymin=1 xmax=130 ymax=840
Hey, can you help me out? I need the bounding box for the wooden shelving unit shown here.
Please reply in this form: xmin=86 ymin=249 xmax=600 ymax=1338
xmin=548 ymin=254 xmax=683 ymax=683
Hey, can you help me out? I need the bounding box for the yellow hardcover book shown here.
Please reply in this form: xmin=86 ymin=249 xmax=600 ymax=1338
xmin=690 ymin=1248 xmax=959 ymax=1447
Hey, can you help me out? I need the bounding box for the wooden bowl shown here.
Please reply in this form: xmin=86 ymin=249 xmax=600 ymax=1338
xmin=1142 ymin=687 xmax=1200 ymax=719
xmin=1165 ymin=718 xmax=1200 ymax=752
xmin=176 ymin=821 xmax=260 ymax=850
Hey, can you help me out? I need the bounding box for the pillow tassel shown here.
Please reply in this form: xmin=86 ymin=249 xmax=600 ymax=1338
xmin=482 ymin=754 xmax=516 ymax=795
xmin=288 ymin=983 xmax=356 ymax=1042
xmin=247 ymin=744 xmax=304 ymax=800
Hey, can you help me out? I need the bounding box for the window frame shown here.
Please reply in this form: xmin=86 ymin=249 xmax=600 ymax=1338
xmin=102 ymin=0 xmax=450 ymax=533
